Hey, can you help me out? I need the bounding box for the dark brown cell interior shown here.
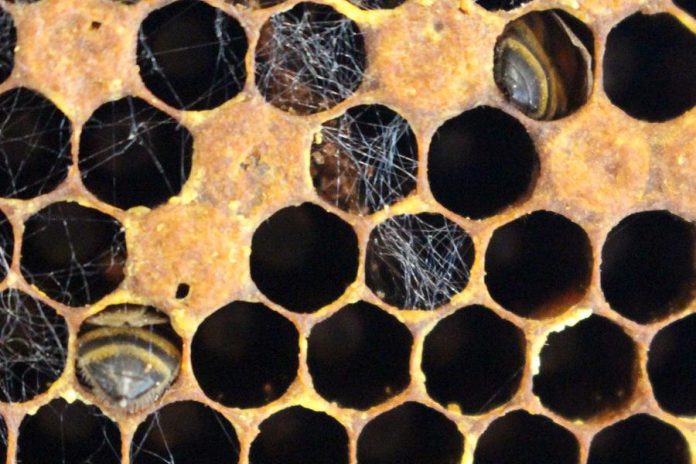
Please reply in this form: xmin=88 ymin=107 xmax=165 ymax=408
xmin=18 ymin=399 xmax=121 ymax=464
xmin=674 ymin=0 xmax=696 ymax=16
xmin=0 ymin=208 xmax=13 ymax=280
xmin=0 ymin=87 xmax=71 ymax=200
xmin=78 ymin=96 xmax=193 ymax=210
xmin=131 ymin=401 xmax=240 ymax=464
xmin=357 ymin=402 xmax=464 ymax=464
xmin=533 ymin=315 xmax=637 ymax=420
xmin=191 ymin=301 xmax=299 ymax=408
xmin=137 ymin=0 xmax=248 ymax=110
xmin=588 ymin=414 xmax=690 ymax=464
xmin=422 ymin=305 xmax=525 ymax=414
xmin=307 ymin=301 xmax=412 ymax=409
xmin=250 ymin=202 xmax=358 ymax=313
xmin=601 ymin=210 xmax=695 ymax=324
xmin=474 ymin=410 xmax=579 ymax=464
xmin=428 ymin=106 xmax=538 ymax=219
xmin=0 ymin=415 xmax=5 ymax=464
xmin=474 ymin=0 xmax=532 ymax=11
xmin=0 ymin=7 xmax=15 ymax=84
xmin=603 ymin=12 xmax=696 ymax=122
xmin=0 ymin=289 xmax=68 ymax=402
xmin=250 ymin=406 xmax=349 ymax=464
xmin=647 ymin=313 xmax=696 ymax=416
xmin=20 ymin=201 xmax=127 ymax=307
xmin=484 ymin=210 xmax=592 ymax=319
xmin=228 ymin=0 xmax=286 ymax=8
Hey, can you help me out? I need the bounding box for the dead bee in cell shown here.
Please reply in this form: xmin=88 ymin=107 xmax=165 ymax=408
xmin=76 ymin=304 xmax=181 ymax=413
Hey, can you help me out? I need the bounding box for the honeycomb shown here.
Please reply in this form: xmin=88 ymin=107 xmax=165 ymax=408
xmin=0 ymin=0 xmax=693 ymax=462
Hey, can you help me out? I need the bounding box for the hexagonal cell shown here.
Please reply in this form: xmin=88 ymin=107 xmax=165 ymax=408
xmin=250 ymin=406 xmax=349 ymax=464
xmin=474 ymin=410 xmax=579 ymax=464
xmin=357 ymin=402 xmax=464 ymax=464
xmin=79 ymin=96 xmax=194 ymax=210
xmin=588 ymin=414 xmax=690 ymax=464
xmin=494 ymin=10 xmax=594 ymax=120
xmin=485 ymin=210 xmax=592 ymax=319
xmin=647 ymin=313 xmax=696 ymax=416
xmin=137 ymin=0 xmax=248 ymax=110
xmin=17 ymin=398 xmax=121 ymax=464
xmin=21 ymin=202 xmax=127 ymax=307
xmin=428 ymin=106 xmax=538 ymax=219
xmin=0 ymin=88 xmax=71 ymax=199
xmin=311 ymin=104 xmax=418 ymax=215
xmin=0 ymin=7 xmax=15 ymax=85
xmin=250 ymin=202 xmax=358 ymax=313
xmin=131 ymin=401 xmax=240 ymax=464
xmin=603 ymin=12 xmax=696 ymax=122
xmin=255 ymin=2 xmax=366 ymax=114
xmin=365 ymin=213 xmax=475 ymax=310
xmin=422 ymin=305 xmax=525 ymax=414
xmin=192 ymin=301 xmax=299 ymax=408
xmin=533 ymin=315 xmax=637 ymax=420
xmin=473 ymin=0 xmax=532 ymax=11
xmin=307 ymin=301 xmax=412 ymax=409
xmin=0 ymin=289 xmax=68 ymax=403
xmin=0 ymin=208 xmax=12 ymax=280
xmin=600 ymin=210 xmax=695 ymax=324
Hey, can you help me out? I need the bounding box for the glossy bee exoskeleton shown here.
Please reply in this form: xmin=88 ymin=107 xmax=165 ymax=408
xmin=76 ymin=304 xmax=181 ymax=413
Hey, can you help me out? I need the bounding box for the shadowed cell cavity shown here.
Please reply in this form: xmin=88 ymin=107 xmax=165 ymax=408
xmin=422 ymin=305 xmax=525 ymax=414
xmin=357 ymin=402 xmax=464 ymax=464
xmin=21 ymin=202 xmax=127 ymax=307
xmin=601 ymin=210 xmax=696 ymax=324
xmin=674 ymin=0 xmax=696 ymax=17
xmin=0 ymin=289 xmax=68 ymax=402
xmin=192 ymin=301 xmax=299 ymax=408
xmin=137 ymin=0 xmax=248 ymax=110
xmin=474 ymin=0 xmax=532 ymax=11
xmin=0 ymin=88 xmax=71 ymax=199
xmin=348 ymin=0 xmax=406 ymax=10
xmin=428 ymin=106 xmax=538 ymax=219
xmin=474 ymin=410 xmax=579 ymax=464
xmin=533 ymin=315 xmax=637 ymax=420
xmin=0 ymin=208 xmax=12 ymax=280
xmin=311 ymin=104 xmax=418 ymax=215
xmin=79 ymin=96 xmax=193 ymax=209
xmin=255 ymin=2 xmax=366 ymax=114
xmin=307 ymin=301 xmax=412 ymax=409
xmin=250 ymin=406 xmax=349 ymax=464
xmin=588 ymin=414 xmax=690 ymax=464
xmin=365 ymin=213 xmax=475 ymax=310
xmin=17 ymin=399 xmax=121 ymax=464
xmin=485 ymin=210 xmax=592 ymax=319
xmin=0 ymin=416 xmax=5 ymax=463
xmin=131 ymin=401 xmax=240 ymax=464
xmin=250 ymin=202 xmax=358 ymax=313
xmin=0 ymin=7 xmax=15 ymax=84
xmin=603 ymin=12 xmax=696 ymax=122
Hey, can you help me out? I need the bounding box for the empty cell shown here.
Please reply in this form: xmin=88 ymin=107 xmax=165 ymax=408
xmin=0 ymin=416 xmax=5 ymax=463
xmin=0 ymin=209 xmax=12 ymax=280
xmin=533 ymin=315 xmax=637 ymax=420
xmin=473 ymin=0 xmax=532 ymax=11
xmin=191 ymin=301 xmax=299 ymax=408
xmin=0 ymin=7 xmax=15 ymax=84
xmin=307 ymin=301 xmax=412 ymax=409
xmin=422 ymin=305 xmax=525 ymax=414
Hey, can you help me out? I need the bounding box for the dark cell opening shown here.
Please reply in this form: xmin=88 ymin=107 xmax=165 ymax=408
xmin=191 ymin=301 xmax=299 ymax=408
xmin=137 ymin=0 xmax=248 ymax=110
xmin=600 ymin=210 xmax=695 ymax=324
xmin=675 ymin=0 xmax=696 ymax=16
xmin=0 ymin=208 xmax=12 ymax=280
xmin=175 ymin=282 xmax=190 ymax=299
xmin=79 ymin=96 xmax=194 ymax=210
xmin=0 ymin=415 xmax=5 ymax=463
xmin=485 ymin=210 xmax=592 ymax=319
xmin=647 ymin=313 xmax=696 ymax=416
xmin=533 ymin=315 xmax=637 ymax=420
xmin=357 ymin=402 xmax=464 ymax=464
xmin=255 ymin=2 xmax=366 ymax=114
xmin=227 ymin=0 xmax=286 ymax=8
xmin=422 ymin=305 xmax=525 ymax=414
xmin=474 ymin=0 xmax=532 ymax=11
xmin=21 ymin=202 xmax=127 ymax=307
xmin=474 ymin=410 xmax=579 ymax=464
xmin=428 ymin=106 xmax=538 ymax=219
xmin=365 ymin=213 xmax=475 ymax=310
xmin=307 ymin=301 xmax=412 ymax=409
xmin=250 ymin=406 xmax=349 ymax=464
xmin=311 ymin=104 xmax=418 ymax=215
xmin=0 ymin=7 xmax=15 ymax=84
xmin=588 ymin=414 xmax=690 ymax=464
xmin=0 ymin=289 xmax=68 ymax=403
xmin=131 ymin=401 xmax=240 ymax=464
xmin=603 ymin=12 xmax=696 ymax=122
xmin=0 ymin=88 xmax=71 ymax=200
xmin=348 ymin=0 xmax=406 ymax=10
xmin=17 ymin=399 xmax=121 ymax=464
xmin=250 ymin=202 xmax=358 ymax=313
